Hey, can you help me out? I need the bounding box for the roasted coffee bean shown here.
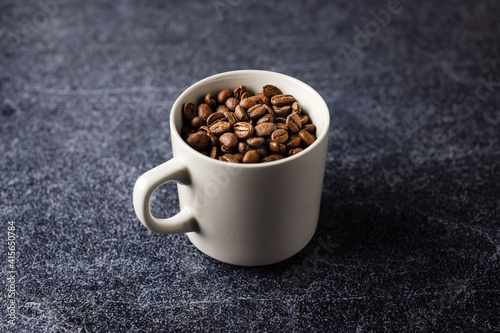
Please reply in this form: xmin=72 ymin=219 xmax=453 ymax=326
xmin=186 ymin=132 xmax=209 ymax=151
xmin=262 ymin=84 xmax=282 ymax=99
xmin=208 ymin=132 xmax=219 ymax=146
xmin=240 ymin=95 xmax=262 ymax=109
xmin=223 ymin=110 xmax=238 ymax=126
xmin=210 ymin=146 xmax=220 ymax=159
xmin=181 ymin=126 xmax=196 ymax=138
xmin=291 ymin=101 xmax=301 ymax=115
xmin=220 ymin=145 xmax=234 ymax=153
xmin=219 ymin=132 xmax=238 ymax=147
xmin=204 ymin=93 xmax=218 ymax=108
xmin=216 ymin=105 xmax=231 ymax=114
xmin=209 ymin=121 xmax=232 ymax=135
xmin=217 ymin=88 xmax=233 ymax=104
xmin=234 ymin=105 xmax=249 ymax=121
xmin=271 ymin=94 xmax=295 ymax=106
xmin=271 ymin=129 xmax=289 ymax=144
xmin=288 ymin=148 xmax=303 ymax=156
xmin=183 ymin=102 xmax=197 ymax=122
xmin=286 ymin=113 xmax=302 ymax=132
xmin=299 ymin=129 xmax=316 ymax=146
xmin=247 ymin=104 xmax=268 ymax=119
xmin=234 ymin=153 xmax=244 ymax=162
xmin=206 ymin=111 xmax=226 ymax=125
xmin=262 ymin=154 xmax=284 ymax=162
xmin=225 ymin=97 xmax=239 ymax=111
xmin=255 ymin=148 xmax=268 ymax=157
xmin=299 ymin=114 xmax=309 ymax=126
xmin=243 ymin=149 xmax=260 ymax=163
xmin=254 ymin=122 xmax=277 ymax=136
xmin=240 ymin=91 xmax=252 ymax=100
xmin=257 ymin=114 xmax=274 ymax=125
xmin=276 ymin=122 xmax=288 ymax=130
xmin=273 ymin=105 xmax=292 ymax=117
xmin=269 ymin=141 xmax=286 ymax=154
xmin=285 ymin=135 xmax=301 ymax=149
xmin=233 ymin=85 xmax=246 ymax=99
xmin=191 ymin=116 xmax=206 ymax=129
xmin=198 ymin=103 xmax=213 ymax=120
xmin=246 ymin=137 xmax=265 ymax=148
xmin=233 ymin=122 xmax=254 ymax=139
xmin=219 ymin=153 xmax=239 ymax=163
xmin=303 ymin=123 xmax=316 ymax=133
xmin=255 ymin=92 xmax=271 ymax=105
xmin=238 ymin=142 xmax=250 ymax=154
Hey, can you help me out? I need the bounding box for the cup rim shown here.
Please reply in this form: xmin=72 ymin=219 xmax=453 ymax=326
xmin=170 ymin=69 xmax=330 ymax=168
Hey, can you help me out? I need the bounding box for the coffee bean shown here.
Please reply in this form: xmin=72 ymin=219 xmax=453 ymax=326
xmin=262 ymin=154 xmax=285 ymax=162
xmin=181 ymin=126 xmax=196 ymax=138
xmin=269 ymin=141 xmax=286 ymax=154
xmin=246 ymin=137 xmax=265 ymax=148
xmin=210 ymin=146 xmax=220 ymax=159
xmin=216 ymin=105 xmax=231 ymax=113
xmin=262 ymin=84 xmax=282 ymax=99
xmin=223 ymin=110 xmax=238 ymax=126
xmin=257 ymin=114 xmax=274 ymax=125
xmin=303 ymin=123 xmax=316 ymax=133
xmin=291 ymin=101 xmax=301 ymax=115
xmin=220 ymin=145 xmax=234 ymax=153
xmin=186 ymin=132 xmax=209 ymax=151
xmin=276 ymin=122 xmax=288 ymax=130
xmin=240 ymin=91 xmax=253 ymax=100
xmin=286 ymin=113 xmax=302 ymax=132
xmin=204 ymin=93 xmax=218 ymax=108
xmin=271 ymin=129 xmax=289 ymax=144
xmin=219 ymin=154 xmax=239 ymax=163
xmin=191 ymin=116 xmax=206 ymax=129
xmin=254 ymin=122 xmax=277 ymax=136
xmin=198 ymin=103 xmax=213 ymax=120
xmin=285 ymin=135 xmax=301 ymax=149
xmin=234 ymin=153 xmax=244 ymax=162
xmin=271 ymin=94 xmax=295 ymax=106
xmin=255 ymin=148 xmax=268 ymax=157
xmin=273 ymin=105 xmax=292 ymax=117
xmin=183 ymin=102 xmax=197 ymax=122
xmin=298 ymin=129 xmax=316 ymax=146
xmin=233 ymin=85 xmax=247 ymax=99
xmin=217 ymin=88 xmax=233 ymax=104
xmin=225 ymin=97 xmax=239 ymax=111
xmin=233 ymin=122 xmax=254 ymax=139
xmin=288 ymin=148 xmax=303 ymax=156
xmin=243 ymin=149 xmax=260 ymax=163
xmin=209 ymin=121 xmax=232 ymax=135
xmin=234 ymin=105 xmax=249 ymax=121
xmin=219 ymin=132 xmax=238 ymax=147
xmin=206 ymin=112 xmax=226 ymax=125
xmin=300 ymin=115 xmax=309 ymax=126
xmin=240 ymin=95 xmax=262 ymax=109
xmin=238 ymin=142 xmax=250 ymax=154
xmin=255 ymin=92 xmax=271 ymax=105
xmin=247 ymin=104 xmax=268 ymax=119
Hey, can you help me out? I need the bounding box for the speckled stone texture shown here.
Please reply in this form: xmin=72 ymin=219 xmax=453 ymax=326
xmin=1 ymin=0 xmax=499 ymax=332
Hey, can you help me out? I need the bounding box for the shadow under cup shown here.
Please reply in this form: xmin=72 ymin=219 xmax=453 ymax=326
xmin=157 ymin=70 xmax=329 ymax=266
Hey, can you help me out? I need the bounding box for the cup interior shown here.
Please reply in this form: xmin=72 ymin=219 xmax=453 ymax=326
xmin=171 ymin=70 xmax=330 ymax=164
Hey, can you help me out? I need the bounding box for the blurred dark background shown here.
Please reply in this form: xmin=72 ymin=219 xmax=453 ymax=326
xmin=1 ymin=0 xmax=499 ymax=331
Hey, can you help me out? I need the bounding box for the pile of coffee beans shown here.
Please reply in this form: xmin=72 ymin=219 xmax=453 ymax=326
xmin=181 ymin=84 xmax=316 ymax=163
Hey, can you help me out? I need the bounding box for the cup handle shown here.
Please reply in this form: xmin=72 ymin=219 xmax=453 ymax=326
xmin=133 ymin=157 xmax=198 ymax=234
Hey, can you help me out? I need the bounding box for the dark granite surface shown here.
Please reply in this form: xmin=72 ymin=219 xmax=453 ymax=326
xmin=1 ymin=0 xmax=499 ymax=331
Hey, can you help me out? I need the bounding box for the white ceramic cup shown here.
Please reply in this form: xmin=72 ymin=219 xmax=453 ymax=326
xmin=133 ymin=70 xmax=329 ymax=266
